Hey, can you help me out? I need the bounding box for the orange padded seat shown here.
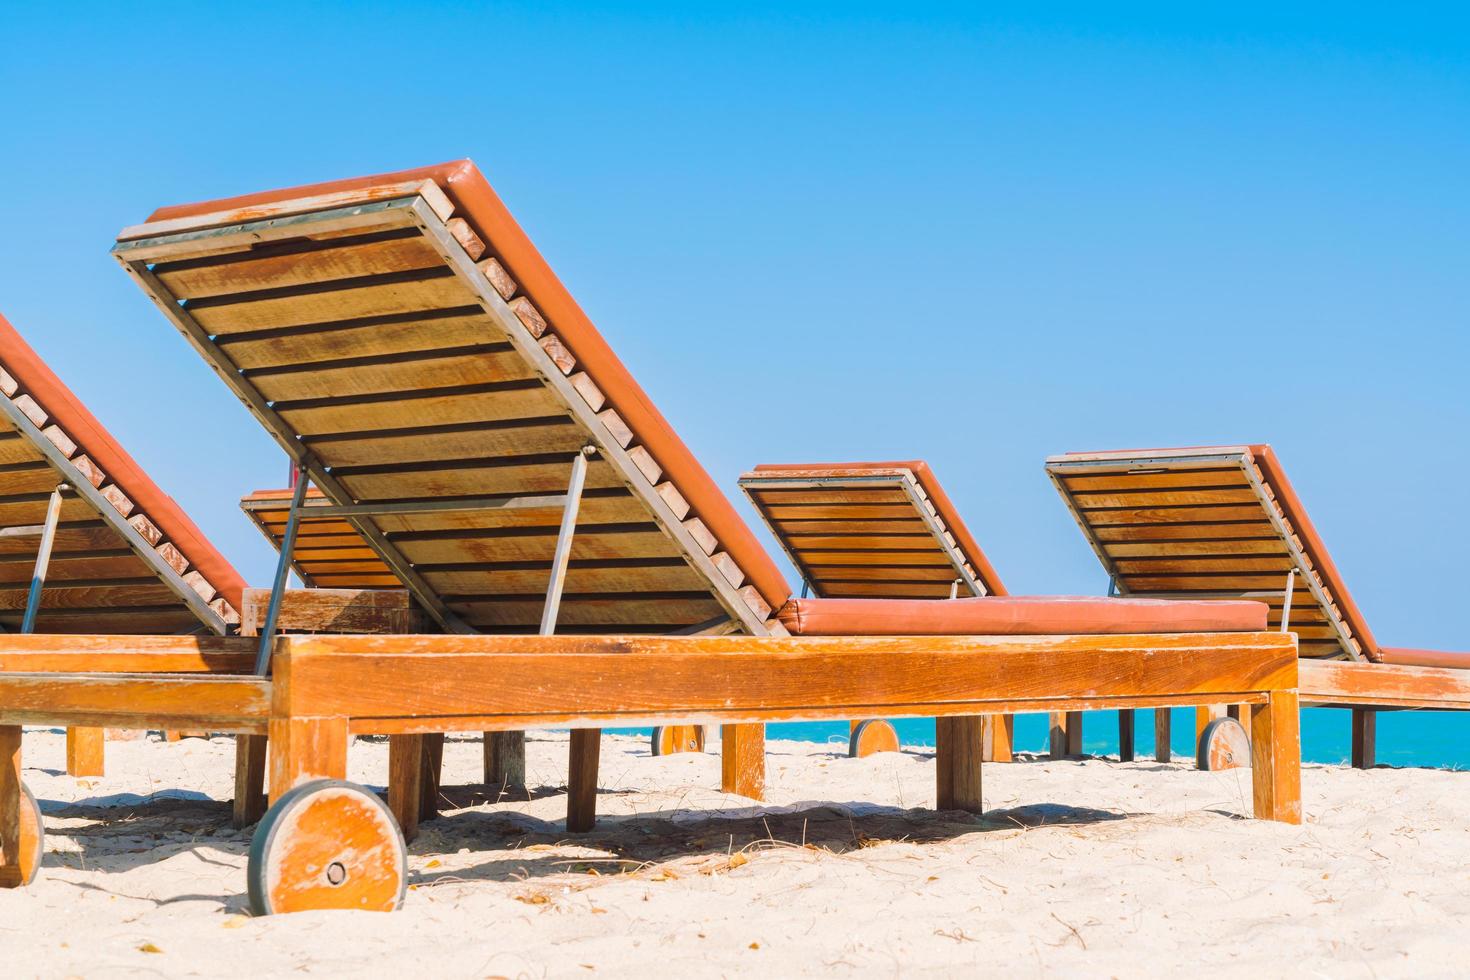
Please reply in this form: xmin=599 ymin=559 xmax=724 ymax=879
xmin=778 ymin=596 xmax=1268 ymax=636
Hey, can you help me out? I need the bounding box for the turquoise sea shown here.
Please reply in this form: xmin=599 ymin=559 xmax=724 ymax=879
xmin=614 ymin=708 xmax=1466 ymax=769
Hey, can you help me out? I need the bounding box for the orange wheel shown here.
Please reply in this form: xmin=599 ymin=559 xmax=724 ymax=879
xmin=650 ymin=725 xmax=704 ymax=757
xmin=1 ymin=783 xmax=44 ymax=887
xmin=848 ymin=719 xmax=900 ymax=758
xmin=1197 ymin=717 xmax=1251 ymax=771
xmin=247 ymin=780 xmax=406 ymax=915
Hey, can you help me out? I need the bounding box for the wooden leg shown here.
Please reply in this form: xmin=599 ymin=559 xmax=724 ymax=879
xmin=1250 ymin=691 xmax=1302 ymax=824
xmin=232 ymin=734 xmax=269 ymax=829
xmin=720 ymin=723 xmax=765 ymax=800
xmin=420 ymin=733 xmax=444 ymax=821
xmin=387 ymin=734 xmax=425 ymax=843
xmin=66 ymin=727 xmax=104 ymax=777
xmin=1066 ymin=711 xmax=1083 ymax=756
xmin=1154 ymin=708 xmax=1172 ymax=762
xmin=1118 ymin=710 xmax=1136 ymax=762
xmin=1351 ymin=708 xmax=1376 ymax=769
xmin=982 ymin=714 xmax=1014 ymax=763
xmin=267 ymin=716 xmax=348 ymax=804
xmin=0 ymin=725 xmax=21 ymax=887
xmin=483 ymin=731 xmax=525 ymax=791
xmin=935 ymin=716 xmax=984 ymax=813
xmin=566 ymin=729 xmax=601 ymax=833
xmin=1048 ymin=712 xmax=1067 ymax=758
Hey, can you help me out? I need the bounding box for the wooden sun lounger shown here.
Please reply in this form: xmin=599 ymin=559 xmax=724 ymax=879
xmin=0 ymin=164 xmax=1303 ymax=914
xmin=738 ymin=461 xmax=1019 ymax=758
xmin=1048 ymin=444 xmax=1470 ymax=768
xmin=0 ymin=313 xmax=245 ymax=774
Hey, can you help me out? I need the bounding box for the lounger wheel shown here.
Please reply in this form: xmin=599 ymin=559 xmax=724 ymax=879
xmin=650 ymin=725 xmax=705 ymax=757
xmin=848 ymin=719 xmax=900 ymax=758
xmin=247 ymin=779 xmax=406 ymax=915
xmin=1196 ymin=717 xmax=1251 ymax=771
xmin=0 ymin=783 xmax=45 ymax=887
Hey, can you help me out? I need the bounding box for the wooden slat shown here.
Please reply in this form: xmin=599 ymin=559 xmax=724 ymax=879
xmin=423 ymin=563 xmax=708 ymax=596
xmin=396 ymin=529 xmax=680 ymax=564
xmin=750 ymin=489 xmax=911 ymax=506
xmin=155 ymin=232 xmax=445 ymax=300
xmin=336 ymin=457 xmax=624 ymax=501
xmin=249 ymin=347 xmax=537 ymax=401
xmin=452 ymin=596 xmax=725 ymax=628
xmin=276 ymin=383 xmax=562 ymax=436
xmin=218 ymin=312 xmax=501 ymax=370
xmin=1062 ymin=470 xmax=1251 ymax=492
xmin=190 ymin=273 xmax=482 ymax=335
xmin=305 ymin=419 xmax=580 ymax=467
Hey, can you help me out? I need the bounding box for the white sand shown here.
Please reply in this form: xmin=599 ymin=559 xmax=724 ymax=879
xmin=3 ymin=728 xmax=1464 ymax=977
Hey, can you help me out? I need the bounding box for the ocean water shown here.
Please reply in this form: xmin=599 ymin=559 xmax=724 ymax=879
xmin=611 ymin=708 xmax=1467 ymax=769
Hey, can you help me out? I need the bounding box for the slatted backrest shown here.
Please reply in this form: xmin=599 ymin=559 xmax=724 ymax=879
xmin=1046 ymin=445 xmax=1374 ymax=660
xmin=739 ymin=462 xmax=1006 ymax=599
xmin=0 ymin=315 xmax=243 ymax=633
xmin=116 ymin=163 xmax=790 ymax=635
xmin=241 ymin=488 xmax=397 ymax=589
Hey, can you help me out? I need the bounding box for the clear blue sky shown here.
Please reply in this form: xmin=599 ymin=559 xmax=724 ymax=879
xmin=0 ymin=3 xmax=1465 ymax=653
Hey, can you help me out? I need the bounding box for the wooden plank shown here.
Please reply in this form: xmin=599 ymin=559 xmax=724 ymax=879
xmin=795 ymin=551 xmax=955 ymax=566
xmin=805 ymin=565 xmax=958 ymax=582
xmin=306 ymin=420 xmax=580 ymax=468
xmin=751 ymin=489 xmax=911 ymax=506
xmin=0 ymin=635 xmax=254 ymax=672
xmin=190 ymin=273 xmax=482 ymax=336
xmin=1301 ymin=660 xmax=1470 ymax=711
xmin=1082 ymin=506 xmax=1267 ymax=526
xmin=277 ymin=384 xmax=563 ymax=436
xmin=233 ymin=734 xmax=269 ymax=828
xmin=387 ymin=734 xmax=425 ymax=842
xmin=451 ymin=597 xmax=725 ymax=628
xmin=397 ymin=529 xmax=680 ymax=565
xmin=370 ymin=493 xmax=646 ymax=533
xmin=421 ymin=563 xmax=709 ymax=596
xmin=218 ymin=312 xmax=501 ymax=370
xmin=1071 ymin=489 xmax=1260 ymax=509
xmin=1154 ymin=707 xmax=1172 ymax=762
xmin=781 ymin=534 xmax=939 ymax=551
xmin=239 ymin=588 xmax=418 ymax=636
xmin=336 ymin=457 xmax=624 ymax=501
xmin=249 ymin=347 xmax=537 ymax=402
xmin=0 ymin=554 xmax=155 ymax=585
xmin=1092 ymin=522 xmax=1279 ymax=542
xmin=155 ymin=232 xmax=445 ymax=299
xmin=1103 ymin=540 xmax=1289 ymax=558
xmin=0 ymin=673 xmax=269 ymax=730
xmin=276 ymin=632 xmax=1298 ymax=725
xmin=1112 ymin=557 xmax=1294 ymax=574
xmin=1062 ymin=470 xmax=1251 ymax=492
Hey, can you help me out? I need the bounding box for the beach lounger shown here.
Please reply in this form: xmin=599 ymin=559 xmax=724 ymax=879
xmin=0 ymin=163 xmax=1301 ymax=913
xmin=738 ymin=461 xmax=1015 ymax=757
xmin=0 ymin=312 xmax=244 ymax=778
xmin=1048 ymin=444 xmax=1470 ymax=768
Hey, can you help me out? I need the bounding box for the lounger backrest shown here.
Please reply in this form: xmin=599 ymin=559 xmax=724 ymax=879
xmin=115 ymin=161 xmax=791 ymax=635
xmin=0 ymin=314 xmax=244 ymax=633
xmin=739 ymin=461 xmax=1006 ymax=599
xmin=1045 ymin=444 xmax=1377 ymax=661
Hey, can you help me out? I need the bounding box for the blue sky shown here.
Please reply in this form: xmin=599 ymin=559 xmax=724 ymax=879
xmin=0 ymin=3 xmax=1466 ymax=652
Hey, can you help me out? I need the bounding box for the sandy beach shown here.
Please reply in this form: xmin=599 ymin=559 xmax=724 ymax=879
xmin=2 ymin=728 xmax=1462 ymax=977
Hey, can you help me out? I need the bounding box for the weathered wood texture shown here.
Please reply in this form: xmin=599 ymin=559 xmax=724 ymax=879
xmin=566 ymin=728 xmax=601 ymax=832
xmin=1154 ymin=707 xmax=1172 ymax=762
xmin=1250 ymin=691 xmax=1303 ymax=823
xmin=1351 ymin=708 xmax=1376 ymax=769
xmin=1301 ymin=659 xmax=1470 ymax=711
xmin=233 ymin=733 xmax=269 ymax=827
xmin=1118 ymin=710 xmax=1136 ymax=762
xmin=239 ymin=587 xmax=420 ymax=635
xmin=935 ymin=715 xmax=983 ymax=812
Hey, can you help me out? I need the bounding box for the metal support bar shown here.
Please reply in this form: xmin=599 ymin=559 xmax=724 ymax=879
xmin=1107 ymin=575 xmax=1119 ymax=598
xmin=540 ymin=448 xmax=593 ymax=636
xmin=949 ymin=579 xmax=961 ymax=600
xmin=1280 ymin=568 xmax=1298 ymax=633
xmin=255 ymin=466 xmax=309 ymax=676
xmin=21 ymin=484 xmax=67 ymax=634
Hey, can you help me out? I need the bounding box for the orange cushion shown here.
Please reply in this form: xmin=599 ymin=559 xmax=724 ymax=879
xmin=1377 ymin=647 xmax=1470 ymax=670
xmin=778 ymin=596 xmax=1268 ymax=636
